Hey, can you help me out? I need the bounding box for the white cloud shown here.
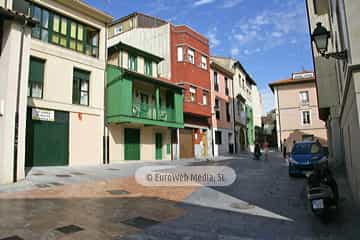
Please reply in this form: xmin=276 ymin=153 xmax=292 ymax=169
xmin=193 ymin=0 xmax=215 ymax=7
xmin=231 ymin=47 xmax=240 ymax=56
xmin=207 ymin=27 xmax=220 ymax=48
xmin=221 ymin=0 xmax=243 ymax=8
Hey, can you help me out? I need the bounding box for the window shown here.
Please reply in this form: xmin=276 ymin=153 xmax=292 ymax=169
xmin=301 ymin=111 xmax=311 ymax=125
xmin=225 ymin=77 xmax=229 ymax=96
xmin=187 ymin=48 xmax=195 ymax=64
xmin=201 ymin=55 xmax=207 ymax=69
xmin=226 ymin=102 xmax=231 ymax=122
xmin=202 ymin=91 xmax=208 ymax=105
xmin=189 ymin=87 xmax=196 ymax=102
xmin=114 ymin=25 xmax=123 ymax=35
xmin=128 ymin=54 xmax=137 ymax=71
xmin=73 ymin=68 xmax=90 ymax=106
xmin=214 ymin=72 xmax=219 ymax=91
xmin=29 ymin=3 xmax=100 ymax=58
xmin=28 ymin=57 xmax=45 ymax=98
xmin=215 ymin=131 xmax=222 ymax=145
xmin=300 ymin=91 xmax=309 ymax=105
xmin=177 ymin=47 xmax=183 ymax=62
xmin=144 ymin=59 xmax=152 ymax=76
xmin=215 ymin=98 xmax=220 ymax=120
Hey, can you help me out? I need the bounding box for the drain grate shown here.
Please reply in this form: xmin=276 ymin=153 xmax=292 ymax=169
xmin=32 ymin=173 xmax=44 ymax=176
xmin=36 ymin=184 xmax=51 ymax=188
xmin=0 ymin=236 xmax=24 ymax=240
xmin=49 ymin=182 xmax=64 ymax=186
xmin=106 ymin=168 xmax=120 ymax=171
xmin=121 ymin=217 xmax=160 ymax=229
xmin=71 ymin=172 xmax=86 ymax=176
xmin=56 ymin=174 xmax=72 ymax=178
xmin=107 ymin=190 xmax=129 ymax=195
xmin=230 ymin=202 xmax=255 ymax=210
xmin=56 ymin=225 xmax=84 ymax=234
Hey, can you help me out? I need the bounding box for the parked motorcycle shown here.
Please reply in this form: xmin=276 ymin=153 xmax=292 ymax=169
xmin=306 ymin=163 xmax=339 ymax=221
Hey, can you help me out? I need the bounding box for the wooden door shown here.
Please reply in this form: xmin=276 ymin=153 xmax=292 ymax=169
xmin=179 ymin=128 xmax=194 ymax=159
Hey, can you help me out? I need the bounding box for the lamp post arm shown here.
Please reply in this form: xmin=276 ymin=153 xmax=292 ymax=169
xmin=322 ymin=50 xmax=347 ymax=60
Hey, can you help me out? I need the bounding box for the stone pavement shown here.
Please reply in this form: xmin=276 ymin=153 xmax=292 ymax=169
xmin=0 ymin=153 xmax=359 ymax=240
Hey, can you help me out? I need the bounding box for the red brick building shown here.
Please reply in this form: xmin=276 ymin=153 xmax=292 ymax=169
xmin=170 ymin=25 xmax=212 ymax=159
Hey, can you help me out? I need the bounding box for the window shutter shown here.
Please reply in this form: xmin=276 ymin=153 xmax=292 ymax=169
xmin=29 ymin=57 xmax=44 ymax=82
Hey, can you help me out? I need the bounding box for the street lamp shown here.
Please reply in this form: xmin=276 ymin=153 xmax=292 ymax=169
xmin=311 ymin=22 xmax=347 ymax=60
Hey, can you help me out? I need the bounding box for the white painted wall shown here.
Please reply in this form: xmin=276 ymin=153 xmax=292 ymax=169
xmin=0 ymin=20 xmax=31 ymax=184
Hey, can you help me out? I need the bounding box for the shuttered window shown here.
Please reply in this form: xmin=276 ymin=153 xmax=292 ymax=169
xmin=28 ymin=57 xmax=45 ymax=98
xmin=73 ymin=69 xmax=90 ymax=106
xmin=128 ymin=54 xmax=137 ymax=71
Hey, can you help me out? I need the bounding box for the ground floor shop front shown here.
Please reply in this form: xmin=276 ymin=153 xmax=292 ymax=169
xmin=108 ymin=124 xmax=174 ymax=162
xmin=25 ymin=107 xmax=103 ymax=167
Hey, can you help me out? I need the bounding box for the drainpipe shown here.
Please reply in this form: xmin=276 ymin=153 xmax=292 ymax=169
xmin=231 ymin=72 xmax=237 ymax=154
xmin=13 ymin=20 xmax=27 ymax=182
xmin=103 ymin=23 xmax=109 ymax=165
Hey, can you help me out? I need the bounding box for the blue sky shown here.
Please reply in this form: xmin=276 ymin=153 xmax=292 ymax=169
xmin=85 ymin=0 xmax=313 ymax=114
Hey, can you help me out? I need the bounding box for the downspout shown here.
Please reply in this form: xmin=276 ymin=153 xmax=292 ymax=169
xmin=231 ymin=70 xmax=237 ymax=154
xmin=103 ymin=23 xmax=109 ymax=165
xmin=276 ymin=88 xmax=282 ymax=151
xmin=13 ymin=20 xmax=27 ymax=182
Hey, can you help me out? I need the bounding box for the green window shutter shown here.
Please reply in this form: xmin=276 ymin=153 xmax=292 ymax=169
xmin=29 ymin=57 xmax=45 ymax=82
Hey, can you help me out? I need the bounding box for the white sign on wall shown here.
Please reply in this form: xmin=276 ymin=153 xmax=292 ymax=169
xmin=32 ymin=108 xmax=55 ymax=122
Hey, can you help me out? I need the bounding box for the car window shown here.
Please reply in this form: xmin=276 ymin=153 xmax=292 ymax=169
xmin=310 ymin=144 xmax=321 ymax=154
xmin=292 ymin=143 xmax=311 ymax=154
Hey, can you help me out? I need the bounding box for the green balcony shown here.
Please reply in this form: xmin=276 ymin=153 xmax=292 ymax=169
xmin=106 ymin=65 xmax=184 ymax=129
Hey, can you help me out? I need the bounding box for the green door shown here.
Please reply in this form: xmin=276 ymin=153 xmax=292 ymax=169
xmin=124 ymin=128 xmax=140 ymax=160
xmin=26 ymin=109 xmax=69 ymax=167
xmin=140 ymin=93 xmax=149 ymax=119
xmin=155 ymin=133 xmax=163 ymax=160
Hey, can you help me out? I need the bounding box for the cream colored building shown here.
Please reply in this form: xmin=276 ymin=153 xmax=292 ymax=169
xmin=0 ymin=0 xmax=112 ymax=183
xmin=270 ymin=71 xmax=328 ymax=151
xmin=306 ymin=0 xmax=360 ymax=206
xmin=0 ymin=0 xmax=36 ymax=184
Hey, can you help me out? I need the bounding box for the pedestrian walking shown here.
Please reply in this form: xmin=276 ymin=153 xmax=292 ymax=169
xmin=282 ymin=139 xmax=287 ymax=159
xmin=263 ymin=140 xmax=269 ymax=160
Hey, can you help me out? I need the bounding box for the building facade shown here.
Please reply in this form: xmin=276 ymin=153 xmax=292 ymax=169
xmin=106 ymin=42 xmax=184 ymax=161
xmin=269 ymin=71 xmax=328 ymax=152
xmin=108 ymin=13 xmax=212 ymax=159
xmin=25 ymin=0 xmax=112 ymax=168
xmin=210 ymin=57 xmax=260 ymax=152
xmin=306 ymin=0 xmax=360 ymax=206
xmin=210 ymin=60 xmax=235 ymax=156
xmin=0 ymin=0 xmax=35 ymax=183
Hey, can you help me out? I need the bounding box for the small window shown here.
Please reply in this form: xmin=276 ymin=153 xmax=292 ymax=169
xmin=201 ymin=55 xmax=207 ymax=69
xmin=225 ymin=77 xmax=229 ymax=96
xmin=215 ymin=131 xmax=222 ymax=145
xmin=28 ymin=57 xmax=45 ymax=98
xmin=215 ymin=98 xmax=220 ymax=120
xmin=128 ymin=54 xmax=137 ymax=71
xmin=202 ymin=91 xmax=208 ymax=105
xmin=214 ymin=72 xmax=219 ymax=91
xmin=177 ymin=47 xmax=183 ymax=62
xmin=189 ymin=87 xmax=196 ymax=102
xmin=226 ymin=102 xmax=231 ymax=122
xmin=144 ymin=59 xmax=152 ymax=76
xmin=187 ymin=48 xmax=195 ymax=64
xmin=300 ymin=91 xmax=309 ymax=105
xmin=73 ymin=68 xmax=90 ymax=106
xmin=301 ymin=111 xmax=311 ymax=125
xmin=114 ymin=25 xmax=123 ymax=35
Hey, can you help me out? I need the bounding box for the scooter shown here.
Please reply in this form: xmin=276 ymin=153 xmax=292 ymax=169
xmin=306 ymin=163 xmax=339 ymax=221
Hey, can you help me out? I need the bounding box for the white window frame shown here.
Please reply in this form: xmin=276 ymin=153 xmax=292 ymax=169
xmin=189 ymin=86 xmax=196 ymax=102
xmin=201 ymin=55 xmax=207 ymax=69
xmin=301 ymin=110 xmax=311 ymax=126
xmin=188 ymin=48 xmax=195 ymax=64
xmin=202 ymin=91 xmax=208 ymax=105
xmin=114 ymin=25 xmax=123 ymax=35
xmin=177 ymin=47 xmax=183 ymax=62
xmin=299 ymin=91 xmax=309 ymax=105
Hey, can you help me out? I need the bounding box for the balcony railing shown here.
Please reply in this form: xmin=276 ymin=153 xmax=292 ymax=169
xmin=132 ymin=103 xmax=176 ymax=122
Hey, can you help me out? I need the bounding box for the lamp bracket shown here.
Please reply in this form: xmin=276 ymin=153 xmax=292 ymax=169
xmin=322 ymin=50 xmax=347 ymax=60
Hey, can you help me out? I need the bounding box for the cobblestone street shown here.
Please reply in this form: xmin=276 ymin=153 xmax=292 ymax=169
xmin=0 ymin=153 xmax=359 ymax=240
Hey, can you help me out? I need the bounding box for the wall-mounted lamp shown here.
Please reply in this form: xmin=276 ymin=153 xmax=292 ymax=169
xmin=311 ymin=22 xmax=347 ymax=60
